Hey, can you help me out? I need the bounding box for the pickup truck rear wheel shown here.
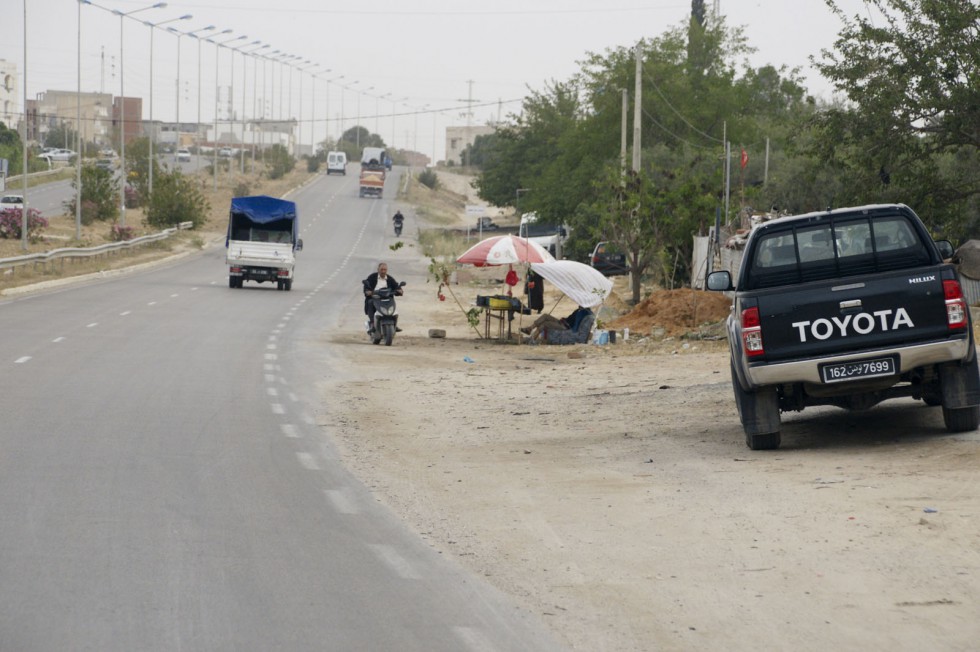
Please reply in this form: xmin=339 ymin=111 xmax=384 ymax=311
xmin=939 ymin=355 xmax=980 ymax=432
xmin=731 ymin=361 xmax=781 ymax=450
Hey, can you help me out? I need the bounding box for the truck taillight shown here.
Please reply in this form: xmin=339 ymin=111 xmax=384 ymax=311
xmin=741 ymin=307 xmax=764 ymax=357
xmin=944 ymin=280 xmax=968 ymax=330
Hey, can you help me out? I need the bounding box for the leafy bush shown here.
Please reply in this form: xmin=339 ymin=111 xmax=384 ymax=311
xmin=0 ymin=208 xmax=49 ymax=241
xmin=145 ymin=169 xmax=210 ymax=229
xmin=418 ymin=168 xmax=439 ymax=190
xmin=109 ymin=224 xmax=136 ymax=241
xmin=307 ymin=157 xmax=320 ymax=173
xmin=233 ymin=181 xmax=251 ymax=198
xmin=266 ymin=144 xmax=295 ymax=180
xmin=65 ymin=165 xmax=119 ymax=224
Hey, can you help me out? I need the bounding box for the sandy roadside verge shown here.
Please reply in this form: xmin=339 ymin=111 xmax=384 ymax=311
xmin=315 ymin=171 xmax=980 ymax=652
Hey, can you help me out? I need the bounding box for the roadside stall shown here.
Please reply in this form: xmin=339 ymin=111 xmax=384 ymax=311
xmin=453 ymin=234 xmax=554 ymax=340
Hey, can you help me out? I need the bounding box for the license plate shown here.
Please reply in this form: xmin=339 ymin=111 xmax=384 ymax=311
xmin=820 ymin=356 xmax=897 ymax=383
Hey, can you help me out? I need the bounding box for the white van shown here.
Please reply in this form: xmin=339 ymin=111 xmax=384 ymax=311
xmin=326 ymin=151 xmax=347 ymax=175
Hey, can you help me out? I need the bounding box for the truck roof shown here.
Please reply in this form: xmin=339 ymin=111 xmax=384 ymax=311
xmin=230 ymin=195 xmax=297 ymax=224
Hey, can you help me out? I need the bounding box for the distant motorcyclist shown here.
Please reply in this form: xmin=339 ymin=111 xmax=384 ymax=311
xmin=393 ymin=210 xmax=405 ymax=236
xmin=363 ymin=262 xmax=403 ymax=332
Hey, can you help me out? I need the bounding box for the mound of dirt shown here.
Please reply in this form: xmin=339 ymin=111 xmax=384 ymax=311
xmin=608 ymin=288 xmax=731 ymax=337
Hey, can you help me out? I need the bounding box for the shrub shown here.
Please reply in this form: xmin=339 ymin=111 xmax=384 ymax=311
xmin=233 ymin=181 xmax=251 ymax=198
xmin=0 ymin=208 xmax=49 ymax=241
xmin=109 ymin=224 xmax=136 ymax=241
xmin=418 ymin=168 xmax=439 ymax=190
xmin=145 ymin=169 xmax=210 ymax=229
xmin=266 ymin=144 xmax=295 ymax=180
xmin=307 ymin=157 xmax=320 ymax=173
xmin=65 ymin=165 xmax=119 ymax=223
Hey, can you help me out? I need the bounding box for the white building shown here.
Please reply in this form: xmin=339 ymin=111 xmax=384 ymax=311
xmin=0 ymin=59 xmax=18 ymax=129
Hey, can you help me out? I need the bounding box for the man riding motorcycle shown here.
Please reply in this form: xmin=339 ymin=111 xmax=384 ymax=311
xmin=363 ymin=262 xmax=403 ymax=333
xmin=393 ymin=210 xmax=405 ymax=235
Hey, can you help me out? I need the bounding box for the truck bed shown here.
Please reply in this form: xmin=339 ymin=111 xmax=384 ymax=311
xmin=225 ymin=240 xmax=295 ymax=269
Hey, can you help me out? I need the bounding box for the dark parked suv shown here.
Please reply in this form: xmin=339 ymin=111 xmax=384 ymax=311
xmin=589 ymin=241 xmax=629 ymax=276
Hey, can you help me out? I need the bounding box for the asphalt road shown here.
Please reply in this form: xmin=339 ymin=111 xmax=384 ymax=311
xmin=0 ymin=169 xmax=565 ymax=651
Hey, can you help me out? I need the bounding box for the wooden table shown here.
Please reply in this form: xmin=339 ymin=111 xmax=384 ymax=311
xmin=483 ymin=306 xmax=515 ymax=340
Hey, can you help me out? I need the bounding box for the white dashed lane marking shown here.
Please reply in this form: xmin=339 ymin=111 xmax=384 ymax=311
xmin=15 ymin=356 xmax=31 ymax=364
xmin=296 ymin=452 xmax=320 ymax=470
xmin=325 ymin=489 xmax=359 ymax=515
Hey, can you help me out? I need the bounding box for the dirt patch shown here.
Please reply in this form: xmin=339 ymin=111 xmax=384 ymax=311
xmin=608 ymin=287 xmax=732 ymax=337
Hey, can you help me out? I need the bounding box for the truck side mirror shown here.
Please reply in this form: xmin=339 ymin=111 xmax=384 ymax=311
xmin=295 ymin=238 xmax=304 ymax=251
xmin=706 ymin=270 xmax=732 ymax=291
xmin=935 ymin=240 xmax=953 ymax=260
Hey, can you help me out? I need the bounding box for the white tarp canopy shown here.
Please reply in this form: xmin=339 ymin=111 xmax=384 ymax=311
xmin=531 ymin=260 xmax=614 ymax=308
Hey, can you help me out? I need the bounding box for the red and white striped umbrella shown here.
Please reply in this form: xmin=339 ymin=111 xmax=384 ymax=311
xmin=456 ymin=235 xmax=555 ymax=267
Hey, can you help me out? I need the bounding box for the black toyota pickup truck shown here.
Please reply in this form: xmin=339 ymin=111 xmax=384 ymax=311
xmin=707 ymin=204 xmax=978 ymax=450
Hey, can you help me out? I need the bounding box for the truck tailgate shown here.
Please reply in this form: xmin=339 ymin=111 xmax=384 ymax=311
xmin=755 ymin=267 xmax=951 ymax=361
xmin=226 ymin=240 xmax=295 ymax=267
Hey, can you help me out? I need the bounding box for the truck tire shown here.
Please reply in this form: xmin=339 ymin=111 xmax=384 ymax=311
xmin=229 ymin=276 xmax=235 ymax=288
xmin=943 ymin=405 xmax=980 ymax=431
xmin=940 ymin=355 xmax=980 ymax=432
xmin=284 ymin=279 xmax=292 ymax=291
xmin=731 ymin=361 xmax=781 ymax=450
xmin=382 ymin=323 xmax=395 ymax=346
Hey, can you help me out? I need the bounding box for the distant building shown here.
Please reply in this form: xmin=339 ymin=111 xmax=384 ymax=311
xmin=445 ymin=125 xmax=495 ymax=166
xmin=35 ymin=90 xmax=114 ymax=147
xmin=112 ymin=96 xmax=143 ymax=146
xmin=0 ymin=59 xmax=18 ymax=130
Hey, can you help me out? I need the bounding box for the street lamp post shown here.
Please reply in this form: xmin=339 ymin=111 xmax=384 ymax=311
xmin=169 ymin=24 xmax=213 ymax=159
xmin=356 ymin=84 xmax=371 ymax=149
xmin=76 ymin=0 xmax=92 ymax=240
xmin=377 ymin=92 xmax=390 ymax=140
xmin=197 ymin=28 xmax=231 ymax=171
xmin=210 ymin=33 xmax=246 ymax=190
xmin=146 ymin=13 xmax=191 ymax=197
xmin=296 ymin=61 xmax=316 ymax=158
xmin=240 ymin=42 xmax=265 ymax=173
xmin=114 ymin=1 xmax=166 ymax=227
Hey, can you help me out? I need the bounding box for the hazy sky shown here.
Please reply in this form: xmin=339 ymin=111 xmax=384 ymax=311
xmin=6 ymin=0 xmax=874 ymax=160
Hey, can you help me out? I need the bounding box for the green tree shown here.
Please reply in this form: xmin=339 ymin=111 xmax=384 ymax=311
xmin=64 ymin=164 xmax=120 ymax=224
xmin=44 ymin=123 xmax=78 ymax=151
xmin=145 ymin=169 xmax=209 ymax=229
xmin=123 ymin=137 xmax=161 ymax=206
xmin=814 ymin=0 xmax=980 ymax=241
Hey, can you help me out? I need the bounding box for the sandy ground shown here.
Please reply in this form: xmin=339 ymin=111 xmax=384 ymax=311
xmin=316 ymin=172 xmax=980 ymax=651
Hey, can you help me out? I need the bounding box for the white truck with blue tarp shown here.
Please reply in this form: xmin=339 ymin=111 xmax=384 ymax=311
xmin=225 ymin=195 xmax=303 ymax=291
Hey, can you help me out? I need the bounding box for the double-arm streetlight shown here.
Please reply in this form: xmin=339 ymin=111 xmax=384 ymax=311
xmin=146 ymin=13 xmax=191 ymax=196
xmin=376 ymin=92 xmax=390 ymax=139
xmin=324 ymin=74 xmax=343 ymax=146
xmin=356 ymin=84 xmax=372 ymax=148
xmin=239 ymin=41 xmax=266 ymax=172
xmin=309 ymin=67 xmax=330 ymax=155
xmin=168 ymin=24 xmax=214 ymax=153
xmin=295 ymin=60 xmax=317 ymax=157
xmin=209 ymin=32 xmax=246 ymax=189
xmin=113 ymin=1 xmax=166 ymax=226
xmin=197 ymin=28 xmax=230 ymax=170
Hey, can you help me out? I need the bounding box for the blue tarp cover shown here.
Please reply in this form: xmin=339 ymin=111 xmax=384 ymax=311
xmin=230 ymin=195 xmax=297 ymax=224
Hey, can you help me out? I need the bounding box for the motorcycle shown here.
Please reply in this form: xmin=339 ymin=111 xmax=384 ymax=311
xmin=393 ymin=216 xmax=404 ymax=236
xmin=365 ymin=281 xmax=406 ymax=346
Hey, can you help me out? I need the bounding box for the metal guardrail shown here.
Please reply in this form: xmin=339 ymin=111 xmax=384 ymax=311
xmin=0 ymin=221 xmax=194 ymax=273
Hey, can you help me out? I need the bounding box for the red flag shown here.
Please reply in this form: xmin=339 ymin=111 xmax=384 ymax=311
xmin=740 ymin=147 xmax=748 ymax=169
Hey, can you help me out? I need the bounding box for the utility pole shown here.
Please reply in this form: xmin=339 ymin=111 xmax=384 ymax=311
xmin=620 ymin=89 xmax=628 ymax=170
xmin=632 ymin=43 xmax=642 ymax=172
xmin=456 ymin=80 xmax=479 ymax=167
